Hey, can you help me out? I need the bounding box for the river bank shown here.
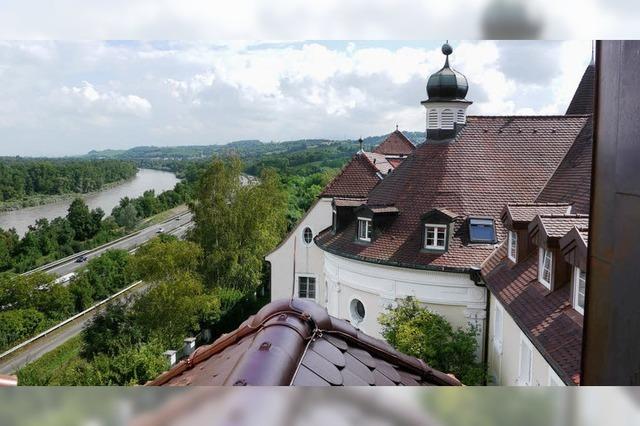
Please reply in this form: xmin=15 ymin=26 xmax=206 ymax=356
xmin=0 ymin=176 xmax=139 ymax=212
xmin=0 ymin=169 xmax=180 ymax=236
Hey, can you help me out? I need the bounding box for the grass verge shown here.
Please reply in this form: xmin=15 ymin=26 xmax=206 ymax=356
xmin=16 ymin=335 xmax=83 ymax=386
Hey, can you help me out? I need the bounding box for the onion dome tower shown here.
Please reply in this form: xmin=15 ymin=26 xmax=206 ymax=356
xmin=421 ymin=43 xmax=472 ymax=140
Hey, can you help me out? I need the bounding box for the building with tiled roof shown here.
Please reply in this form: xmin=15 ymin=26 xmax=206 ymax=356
xmin=372 ymin=128 xmax=416 ymax=156
xmin=267 ymin=42 xmax=595 ymax=386
xmin=148 ymin=298 xmax=460 ymax=386
xmin=267 ymin=132 xmax=413 ymax=305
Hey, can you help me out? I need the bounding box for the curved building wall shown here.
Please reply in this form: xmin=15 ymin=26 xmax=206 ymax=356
xmin=323 ymin=252 xmax=487 ymax=359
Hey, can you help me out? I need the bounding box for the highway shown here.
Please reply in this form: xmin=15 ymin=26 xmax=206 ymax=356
xmin=0 ymin=210 xmax=194 ymax=375
xmin=40 ymin=210 xmax=193 ymax=278
xmin=0 ymin=281 xmax=152 ymax=374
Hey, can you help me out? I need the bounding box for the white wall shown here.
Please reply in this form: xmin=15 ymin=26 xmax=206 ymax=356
xmin=488 ymin=294 xmax=567 ymax=386
xmin=266 ymin=197 xmax=333 ymax=304
xmin=323 ymin=252 xmax=487 ymax=359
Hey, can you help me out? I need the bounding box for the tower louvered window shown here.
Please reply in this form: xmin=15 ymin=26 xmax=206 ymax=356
xmin=428 ymin=109 xmax=438 ymax=129
xmin=441 ymin=109 xmax=454 ymax=129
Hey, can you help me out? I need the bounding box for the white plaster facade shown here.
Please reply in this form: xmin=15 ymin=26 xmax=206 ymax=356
xmin=322 ymin=252 xmax=487 ymax=359
xmin=266 ymin=197 xmax=333 ymax=303
xmin=487 ymin=294 xmax=567 ymax=386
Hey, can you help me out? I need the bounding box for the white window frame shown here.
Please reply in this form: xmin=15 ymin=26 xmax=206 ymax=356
xmin=508 ymin=230 xmax=518 ymax=262
xmin=349 ymin=298 xmax=366 ymax=324
xmin=301 ymin=226 xmax=314 ymax=246
xmin=518 ymin=333 xmax=534 ymax=386
xmin=357 ymin=217 xmax=372 ymax=242
xmin=548 ymin=367 xmax=565 ymax=386
xmin=424 ymin=224 xmax=447 ymax=250
xmin=296 ymin=274 xmax=317 ymax=300
xmin=493 ymin=303 xmax=504 ymax=355
xmin=573 ymin=266 xmax=586 ymax=315
xmin=538 ymin=247 xmax=553 ymax=289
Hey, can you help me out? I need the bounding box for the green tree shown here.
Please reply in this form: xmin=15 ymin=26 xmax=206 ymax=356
xmin=82 ymin=302 xmax=144 ymax=359
xmin=76 ymin=249 xmax=132 ymax=300
xmin=378 ymin=297 xmax=486 ymax=385
xmin=113 ymin=202 xmax=139 ymax=230
xmin=67 ymin=198 xmax=94 ymax=240
xmin=129 ymin=237 xmax=202 ymax=282
xmin=0 ymin=308 xmax=47 ymax=350
xmin=131 ymin=272 xmax=217 ymax=348
xmin=189 ymin=157 xmax=287 ymax=291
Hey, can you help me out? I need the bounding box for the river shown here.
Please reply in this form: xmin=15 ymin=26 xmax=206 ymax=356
xmin=0 ymin=169 xmax=180 ymax=236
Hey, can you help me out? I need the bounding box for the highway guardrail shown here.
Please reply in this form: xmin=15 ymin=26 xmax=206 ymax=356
xmin=0 ymin=280 xmax=144 ymax=362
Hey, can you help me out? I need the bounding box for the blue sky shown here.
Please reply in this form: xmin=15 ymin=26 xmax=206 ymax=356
xmin=0 ymin=40 xmax=591 ymax=156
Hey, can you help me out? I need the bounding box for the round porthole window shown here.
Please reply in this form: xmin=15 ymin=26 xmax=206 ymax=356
xmin=302 ymin=227 xmax=313 ymax=245
xmin=350 ymin=299 xmax=366 ymax=323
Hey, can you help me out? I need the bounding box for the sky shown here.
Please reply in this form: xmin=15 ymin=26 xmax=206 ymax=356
xmin=0 ymin=40 xmax=592 ymax=157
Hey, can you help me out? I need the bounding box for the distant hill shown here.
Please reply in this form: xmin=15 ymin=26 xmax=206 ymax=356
xmin=80 ymin=132 xmax=426 ymax=161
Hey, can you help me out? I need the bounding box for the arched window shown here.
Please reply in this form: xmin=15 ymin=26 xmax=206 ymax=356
xmin=441 ymin=109 xmax=454 ymax=129
xmin=428 ymin=109 xmax=439 ymax=129
xmin=302 ymin=227 xmax=313 ymax=245
xmin=456 ymin=108 xmax=465 ymax=123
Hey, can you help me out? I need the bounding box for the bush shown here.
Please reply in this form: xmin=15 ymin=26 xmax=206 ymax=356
xmin=379 ymin=297 xmax=486 ymax=385
xmin=0 ymin=308 xmax=48 ymax=351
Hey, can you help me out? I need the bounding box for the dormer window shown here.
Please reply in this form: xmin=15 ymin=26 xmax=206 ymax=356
xmin=573 ymin=267 xmax=586 ymax=314
xmin=538 ymin=247 xmax=553 ymax=289
xmin=424 ymin=224 xmax=447 ymax=250
xmin=508 ymin=230 xmax=518 ymax=262
xmin=357 ymin=217 xmax=372 ymax=242
xmin=469 ymin=218 xmax=496 ymax=243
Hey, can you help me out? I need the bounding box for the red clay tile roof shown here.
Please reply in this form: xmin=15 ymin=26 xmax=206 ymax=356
xmin=373 ymin=130 xmax=416 ymax=156
xmin=320 ymin=153 xmax=382 ymax=198
xmin=566 ymin=64 xmax=595 ymax=115
xmin=320 ymin=150 xmax=401 ymax=199
xmin=503 ymin=203 xmax=572 ymax=224
xmin=317 ymin=115 xmax=590 ymax=271
xmin=483 ymin=245 xmax=584 ymax=385
xmin=536 ymin=117 xmax=593 ymax=214
xmin=535 ymin=214 xmax=590 ymax=239
xmin=147 ymin=299 xmax=461 ymax=386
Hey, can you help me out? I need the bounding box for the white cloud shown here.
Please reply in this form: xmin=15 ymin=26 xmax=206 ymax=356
xmin=0 ymin=40 xmax=592 ymax=156
xmin=55 ymin=81 xmax=152 ymax=122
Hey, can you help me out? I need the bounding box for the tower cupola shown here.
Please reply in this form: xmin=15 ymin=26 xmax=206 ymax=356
xmin=421 ymin=43 xmax=472 ymax=140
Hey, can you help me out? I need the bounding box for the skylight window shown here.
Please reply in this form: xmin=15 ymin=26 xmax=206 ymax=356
xmin=469 ymin=218 xmax=496 ymax=243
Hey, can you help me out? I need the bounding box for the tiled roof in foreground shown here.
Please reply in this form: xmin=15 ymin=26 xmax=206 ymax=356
xmin=147 ymin=299 xmax=461 ymax=386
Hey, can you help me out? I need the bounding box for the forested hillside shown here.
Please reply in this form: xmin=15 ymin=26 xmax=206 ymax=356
xmin=83 ymin=132 xmax=425 ymax=162
xmin=0 ymin=158 xmax=137 ymax=205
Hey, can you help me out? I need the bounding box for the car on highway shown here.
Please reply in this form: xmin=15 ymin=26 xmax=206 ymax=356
xmin=156 ymin=227 xmax=165 ymax=233
xmin=75 ymin=255 xmax=89 ymax=263
xmin=175 ymin=216 xmax=181 ymax=221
